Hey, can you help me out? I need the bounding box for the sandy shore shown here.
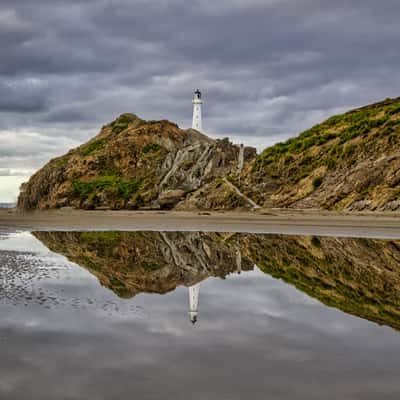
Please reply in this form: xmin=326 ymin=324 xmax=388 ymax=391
xmin=1 ymin=208 xmax=400 ymax=238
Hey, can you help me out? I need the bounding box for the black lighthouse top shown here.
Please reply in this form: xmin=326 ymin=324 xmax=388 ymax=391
xmin=194 ymin=89 xmax=202 ymax=99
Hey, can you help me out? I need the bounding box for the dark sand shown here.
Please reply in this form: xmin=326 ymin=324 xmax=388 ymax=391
xmin=1 ymin=208 xmax=400 ymax=238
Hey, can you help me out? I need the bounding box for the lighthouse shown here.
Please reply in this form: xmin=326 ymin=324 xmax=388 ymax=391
xmin=192 ymin=89 xmax=203 ymax=131
xmin=188 ymin=283 xmax=200 ymax=324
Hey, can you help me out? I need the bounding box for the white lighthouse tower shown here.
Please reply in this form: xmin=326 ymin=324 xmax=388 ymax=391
xmin=188 ymin=283 xmax=200 ymax=324
xmin=192 ymin=89 xmax=203 ymax=131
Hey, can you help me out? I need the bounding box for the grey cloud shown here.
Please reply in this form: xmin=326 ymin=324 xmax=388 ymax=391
xmin=0 ymin=168 xmax=32 ymax=176
xmin=0 ymin=78 xmax=48 ymax=112
xmin=0 ymin=169 xmax=11 ymax=176
xmin=1 ymin=0 xmax=400 ymax=173
xmin=0 ymin=130 xmax=79 ymax=170
xmin=43 ymin=106 xmax=99 ymax=123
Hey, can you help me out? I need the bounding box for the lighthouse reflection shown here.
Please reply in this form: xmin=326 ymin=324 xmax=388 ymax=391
xmin=32 ymin=231 xmax=400 ymax=331
xmin=189 ymin=284 xmax=200 ymax=324
xmin=188 ymin=247 xmax=244 ymax=324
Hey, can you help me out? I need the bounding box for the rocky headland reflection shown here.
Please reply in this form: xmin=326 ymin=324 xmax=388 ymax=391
xmin=32 ymin=231 xmax=254 ymax=322
xmin=33 ymin=231 xmax=400 ymax=330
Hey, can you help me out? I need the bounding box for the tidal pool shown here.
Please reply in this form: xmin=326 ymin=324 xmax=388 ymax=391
xmin=0 ymin=230 xmax=400 ymax=399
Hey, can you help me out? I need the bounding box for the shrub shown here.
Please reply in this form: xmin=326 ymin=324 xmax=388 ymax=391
xmin=72 ymin=176 xmax=142 ymax=201
xmin=329 ymin=144 xmax=342 ymax=158
xmin=111 ymin=113 xmax=138 ymax=134
xmin=299 ymin=155 xmax=313 ymax=166
xmin=214 ymin=177 xmax=225 ymax=189
xmin=339 ymin=128 xmax=360 ymax=143
xmin=343 ymin=143 xmax=357 ymax=158
xmin=142 ymin=143 xmax=161 ymax=154
xmin=112 ymin=123 xmax=128 ymax=134
xmin=385 ymin=103 xmax=400 ymax=116
xmin=284 ymin=155 xmax=294 ymax=165
xmin=80 ymin=139 xmax=104 ymax=156
xmin=226 ymin=174 xmax=239 ymax=186
xmin=54 ymin=157 xmax=69 ymax=168
xmin=389 ymin=133 xmax=398 ymax=145
xmin=142 ymin=261 xmax=162 ymax=271
xmin=312 ymin=176 xmax=323 ymax=189
xmin=72 ymin=181 xmax=94 ymax=199
xmin=324 ymin=114 xmax=344 ymax=126
xmin=301 ymin=136 xmax=318 ymax=151
xmin=317 ymin=133 xmax=337 ymax=145
xmin=81 ymin=231 xmax=122 ymax=246
xmin=311 ymin=236 xmax=321 ymax=247
xmin=288 ymin=141 xmax=303 ymax=152
xmin=325 ymin=157 xmax=337 ymax=170
xmin=117 ymin=179 xmax=142 ymax=199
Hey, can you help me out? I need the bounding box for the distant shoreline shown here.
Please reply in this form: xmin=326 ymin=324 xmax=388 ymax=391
xmin=0 ymin=203 xmax=16 ymax=209
xmin=1 ymin=208 xmax=400 ymax=239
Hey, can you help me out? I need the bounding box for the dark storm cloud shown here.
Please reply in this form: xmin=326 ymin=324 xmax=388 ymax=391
xmin=1 ymin=0 xmax=400 ymax=175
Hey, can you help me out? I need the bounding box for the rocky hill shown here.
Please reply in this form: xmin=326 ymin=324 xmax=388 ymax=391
xmin=241 ymin=97 xmax=400 ymax=211
xmin=18 ymin=96 xmax=400 ymax=211
xmin=18 ymin=113 xmax=256 ymax=210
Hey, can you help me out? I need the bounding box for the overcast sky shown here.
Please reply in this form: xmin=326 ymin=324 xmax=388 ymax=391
xmin=1 ymin=0 xmax=400 ymax=201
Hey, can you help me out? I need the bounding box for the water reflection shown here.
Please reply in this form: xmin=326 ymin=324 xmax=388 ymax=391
xmin=1 ymin=231 xmax=400 ymax=399
xmin=32 ymin=231 xmax=400 ymax=330
xmin=32 ymin=232 xmax=252 ymax=323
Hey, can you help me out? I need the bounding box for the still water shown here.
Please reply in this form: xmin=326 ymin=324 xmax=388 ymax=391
xmin=0 ymin=230 xmax=400 ymax=399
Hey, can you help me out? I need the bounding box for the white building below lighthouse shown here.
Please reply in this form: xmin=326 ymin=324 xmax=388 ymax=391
xmin=192 ymin=89 xmax=203 ymax=131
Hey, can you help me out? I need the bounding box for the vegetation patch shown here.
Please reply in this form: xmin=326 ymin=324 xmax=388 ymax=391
xmin=80 ymin=139 xmax=105 ymax=157
xmin=95 ymin=155 xmax=121 ymax=176
xmin=215 ymin=177 xmax=225 ymax=189
xmin=81 ymin=231 xmax=123 ymax=246
xmin=78 ymin=255 xmax=101 ymax=272
xmin=111 ymin=113 xmax=140 ymax=134
xmin=109 ymin=277 xmax=130 ymax=298
xmin=142 ymin=261 xmax=162 ymax=271
xmin=54 ymin=157 xmax=69 ymax=168
xmin=226 ymin=174 xmax=239 ymax=186
xmin=142 ymin=142 xmax=161 ymax=154
xmin=72 ymin=176 xmax=142 ymax=201
xmin=389 ymin=132 xmax=398 ymax=145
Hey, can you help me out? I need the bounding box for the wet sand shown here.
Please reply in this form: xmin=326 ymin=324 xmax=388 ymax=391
xmin=1 ymin=208 xmax=400 ymax=238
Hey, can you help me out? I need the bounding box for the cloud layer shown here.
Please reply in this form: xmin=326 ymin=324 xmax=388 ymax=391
xmin=1 ymin=0 xmax=399 ymax=198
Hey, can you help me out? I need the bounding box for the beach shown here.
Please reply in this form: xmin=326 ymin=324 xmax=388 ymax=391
xmin=1 ymin=208 xmax=400 ymax=238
